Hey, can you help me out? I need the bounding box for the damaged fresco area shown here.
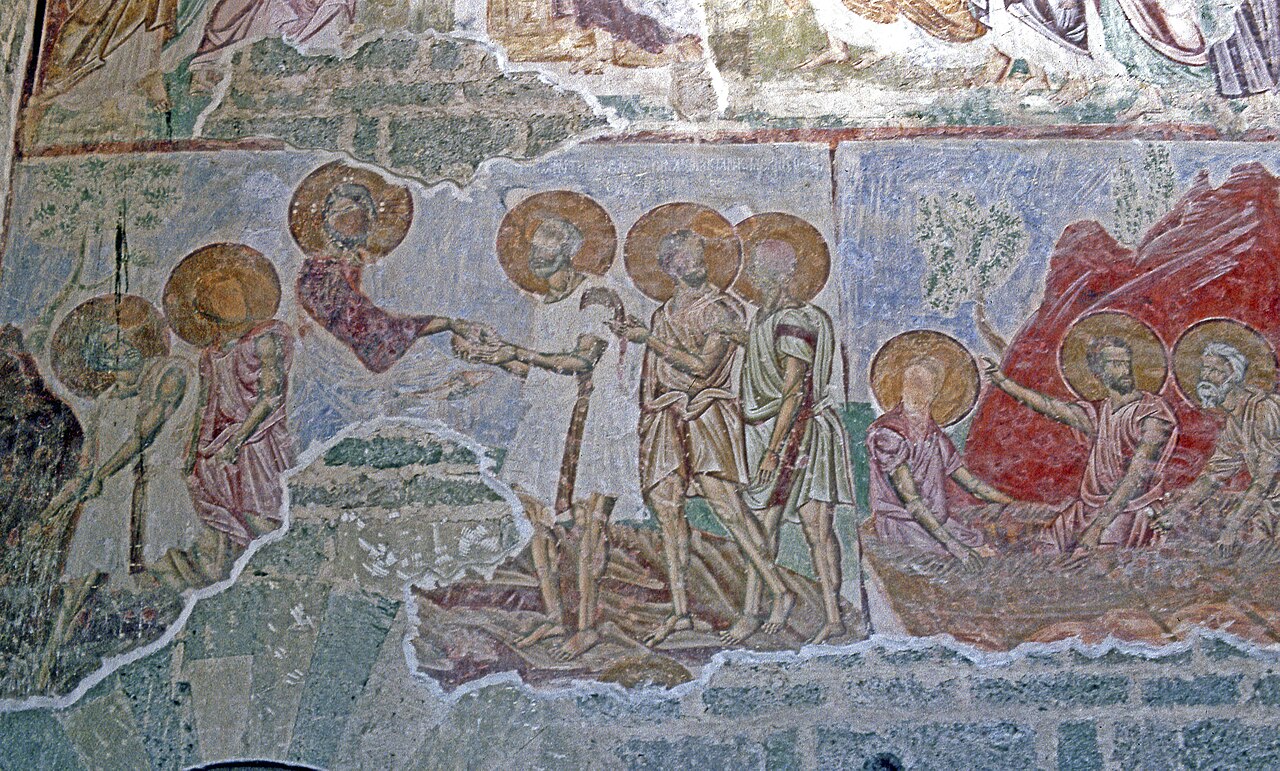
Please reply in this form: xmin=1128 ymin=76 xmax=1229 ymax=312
xmin=12 ymin=0 xmax=1280 ymax=157
xmin=0 ymin=138 xmax=1277 ymax=712
xmin=3 ymin=0 xmax=1280 ymax=763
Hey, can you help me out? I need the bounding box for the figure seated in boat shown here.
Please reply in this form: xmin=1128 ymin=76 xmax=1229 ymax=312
xmin=1158 ymin=326 xmax=1280 ymax=548
xmin=865 ymin=332 xmax=1015 ymax=567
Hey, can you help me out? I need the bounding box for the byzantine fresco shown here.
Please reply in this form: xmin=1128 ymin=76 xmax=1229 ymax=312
xmin=0 ymin=140 xmax=1278 ymax=702
xmin=9 ymin=0 xmax=1279 ymax=155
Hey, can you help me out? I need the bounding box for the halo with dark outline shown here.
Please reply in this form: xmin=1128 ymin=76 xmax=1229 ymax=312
xmin=870 ymin=329 xmax=979 ymax=426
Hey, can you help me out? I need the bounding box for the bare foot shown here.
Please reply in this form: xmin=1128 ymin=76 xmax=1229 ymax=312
xmin=138 ymin=71 xmax=170 ymax=111
xmin=848 ymin=52 xmax=885 ymax=71
xmin=807 ymin=621 xmax=845 ymax=645
xmin=761 ymin=591 xmax=795 ymax=635
xmin=516 ymin=621 xmax=566 ymax=648
xmin=644 ymin=613 xmax=693 ymax=647
xmin=554 ymin=628 xmax=601 ymax=660
xmin=719 ymin=615 xmax=762 ymax=645
xmin=797 ymin=46 xmax=851 ymax=71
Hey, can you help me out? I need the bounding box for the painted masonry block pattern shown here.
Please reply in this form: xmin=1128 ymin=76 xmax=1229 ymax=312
xmin=2 ymin=0 xmax=1280 ymax=764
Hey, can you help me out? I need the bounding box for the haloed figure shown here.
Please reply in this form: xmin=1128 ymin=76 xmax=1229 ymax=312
xmin=50 ymin=298 xmax=198 ymax=589
xmin=610 ymin=229 xmax=795 ymax=646
xmin=185 ymin=269 xmax=294 ymax=582
xmin=867 ymin=356 xmax=1012 ymax=566
xmin=452 ymin=191 xmax=640 ymax=660
xmin=297 ymin=181 xmax=461 ymax=373
xmin=1162 ymin=341 xmax=1280 ymax=545
xmin=732 ymin=237 xmax=853 ymax=645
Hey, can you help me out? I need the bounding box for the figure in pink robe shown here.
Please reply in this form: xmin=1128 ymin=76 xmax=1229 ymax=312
xmin=1043 ymin=393 xmax=1178 ymax=551
xmin=189 ymin=319 xmax=294 ymax=548
xmin=867 ymin=406 xmax=986 ymax=554
xmin=295 ymin=181 xmax=455 ymax=374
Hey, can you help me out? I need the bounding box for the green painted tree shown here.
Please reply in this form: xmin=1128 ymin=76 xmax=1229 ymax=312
xmin=1111 ymin=144 xmax=1177 ymax=247
xmin=914 ymin=190 xmax=1027 ymax=352
xmin=22 ymin=158 xmax=181 ymax=353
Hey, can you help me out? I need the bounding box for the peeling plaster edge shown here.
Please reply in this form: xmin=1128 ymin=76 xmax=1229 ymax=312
xmin=0 ymin=411 xmax=528 ymax=715
xmin=0 ymin=0 xmax=40 ymax=254
xmin=692 ymin=0 xmax=729 ymax=117
xmin=191 ymin=26 xmax=631 ymax=142
xmin=407 ymin=622 xmax=1280 ymax=710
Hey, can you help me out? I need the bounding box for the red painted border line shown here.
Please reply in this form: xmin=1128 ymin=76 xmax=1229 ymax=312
xmin=22 ymin=137 xmax=288 ymax=159
xmin=591 ymin=124 xmax=1280 ymax=145
xmin=15 ymin=123 xmax=1279 ymax=161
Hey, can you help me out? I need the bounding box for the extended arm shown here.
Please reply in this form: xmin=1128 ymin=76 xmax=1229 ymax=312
xmin=950 ymin=466 xmax=1015 ymax=504
xmin=889 ymin=464 xmax=977 ymax=562
xmin=646 ymin=325 xmax=734 ymax=379
xmin=92 ymin=367 xmax=187 ymax=486
xmin=1078 ymin=415 xmax=1173 ymax=547
xmin=184 ymin=368 xmax=209 ymax=474
xmin=755 ymin=355 xmax=807 ymax=482
xmin=1162 ymin=475 xmax=1222 ymax=529
xmin=509 ymin=335 xmax=606 ymax=376
xmin=610 ymin=312 xmax=738 ymax=379
xmin=1224 ymin=455 xmax=1280 ymax=531
xmin=982 ymin=358 xmax=1091 ymax=435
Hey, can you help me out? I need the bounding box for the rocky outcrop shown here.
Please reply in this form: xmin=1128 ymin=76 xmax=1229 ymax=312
xmin=966 ymin=162 xmax=1280 ymax=503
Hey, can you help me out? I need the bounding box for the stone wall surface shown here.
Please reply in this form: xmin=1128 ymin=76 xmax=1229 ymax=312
xmin=7 ymin=582 xmax=1280 ymax=771
xmin=3 ymin=0 xmax=1280 ymax=761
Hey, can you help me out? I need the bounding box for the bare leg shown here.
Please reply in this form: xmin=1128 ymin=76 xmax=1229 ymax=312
xmin=516 ymin=494 xmax=566 ymax=648
xmin=799 ymin=501 xmax=845 ymax=644
xmin=192 ymin=527 xmax=230 ymax=583
xmin=36 ymin=571 xmax=106 ymax=691
xmin=722 ymin=503 xmax=783 ymax=644
xmin=700 ymin=476 xmax=795 ymax=635
xmin=644 ymin=476 xmax=695 ymax=646
xmin=558 ymin=494 xmax=614 ymax=660
xmin=970 ymin=50 xmax=1015 ymax=87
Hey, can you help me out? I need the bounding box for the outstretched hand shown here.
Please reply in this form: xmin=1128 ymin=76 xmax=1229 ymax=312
xmin=450 ymin=320 xmax=511 ymax=365
xmin=606 ymin=314 xmax=649 ymax=344
xmin=753 ymin=451 xmax=780 ymax=487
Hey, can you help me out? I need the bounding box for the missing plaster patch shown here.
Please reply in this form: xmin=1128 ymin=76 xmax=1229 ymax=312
xmin=196 ymin=32 xmax=616 ymax=188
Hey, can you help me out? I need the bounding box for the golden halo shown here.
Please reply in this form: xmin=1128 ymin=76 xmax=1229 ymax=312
xmin=51 ymin=294 xmax=170 ymax=398
xmin=289 ymin=161 xmax=414 ymax=260
xmin=1058 ymin=311 xmax=1167 ymax=401
xmin=623 ymin=203 xmax=741 ymax=302
xmin=1172 ymin=318 xmax=1278 ymax=406
xmin=495 ymin=191 xmax=617 ymax=296
xmin=163 ymin=243 xmax=282 ymax=347
xmin=733 ymin=213 xmax=831 ymax=305
xmin=870 ymin=330 xmax=979 ymax=426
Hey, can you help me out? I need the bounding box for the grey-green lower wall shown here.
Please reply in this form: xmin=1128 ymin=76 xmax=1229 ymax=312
xmin=5 ymin=601 xmax=1279 ymax=770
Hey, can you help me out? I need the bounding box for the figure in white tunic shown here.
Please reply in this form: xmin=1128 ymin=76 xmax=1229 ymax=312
xmin=453 ymin=191 xmax=641 ymax=660
xmin=730 ymin=227 xmax=855 ymax=645
xmin=51 ymin=304 xmax=198 ymax=590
